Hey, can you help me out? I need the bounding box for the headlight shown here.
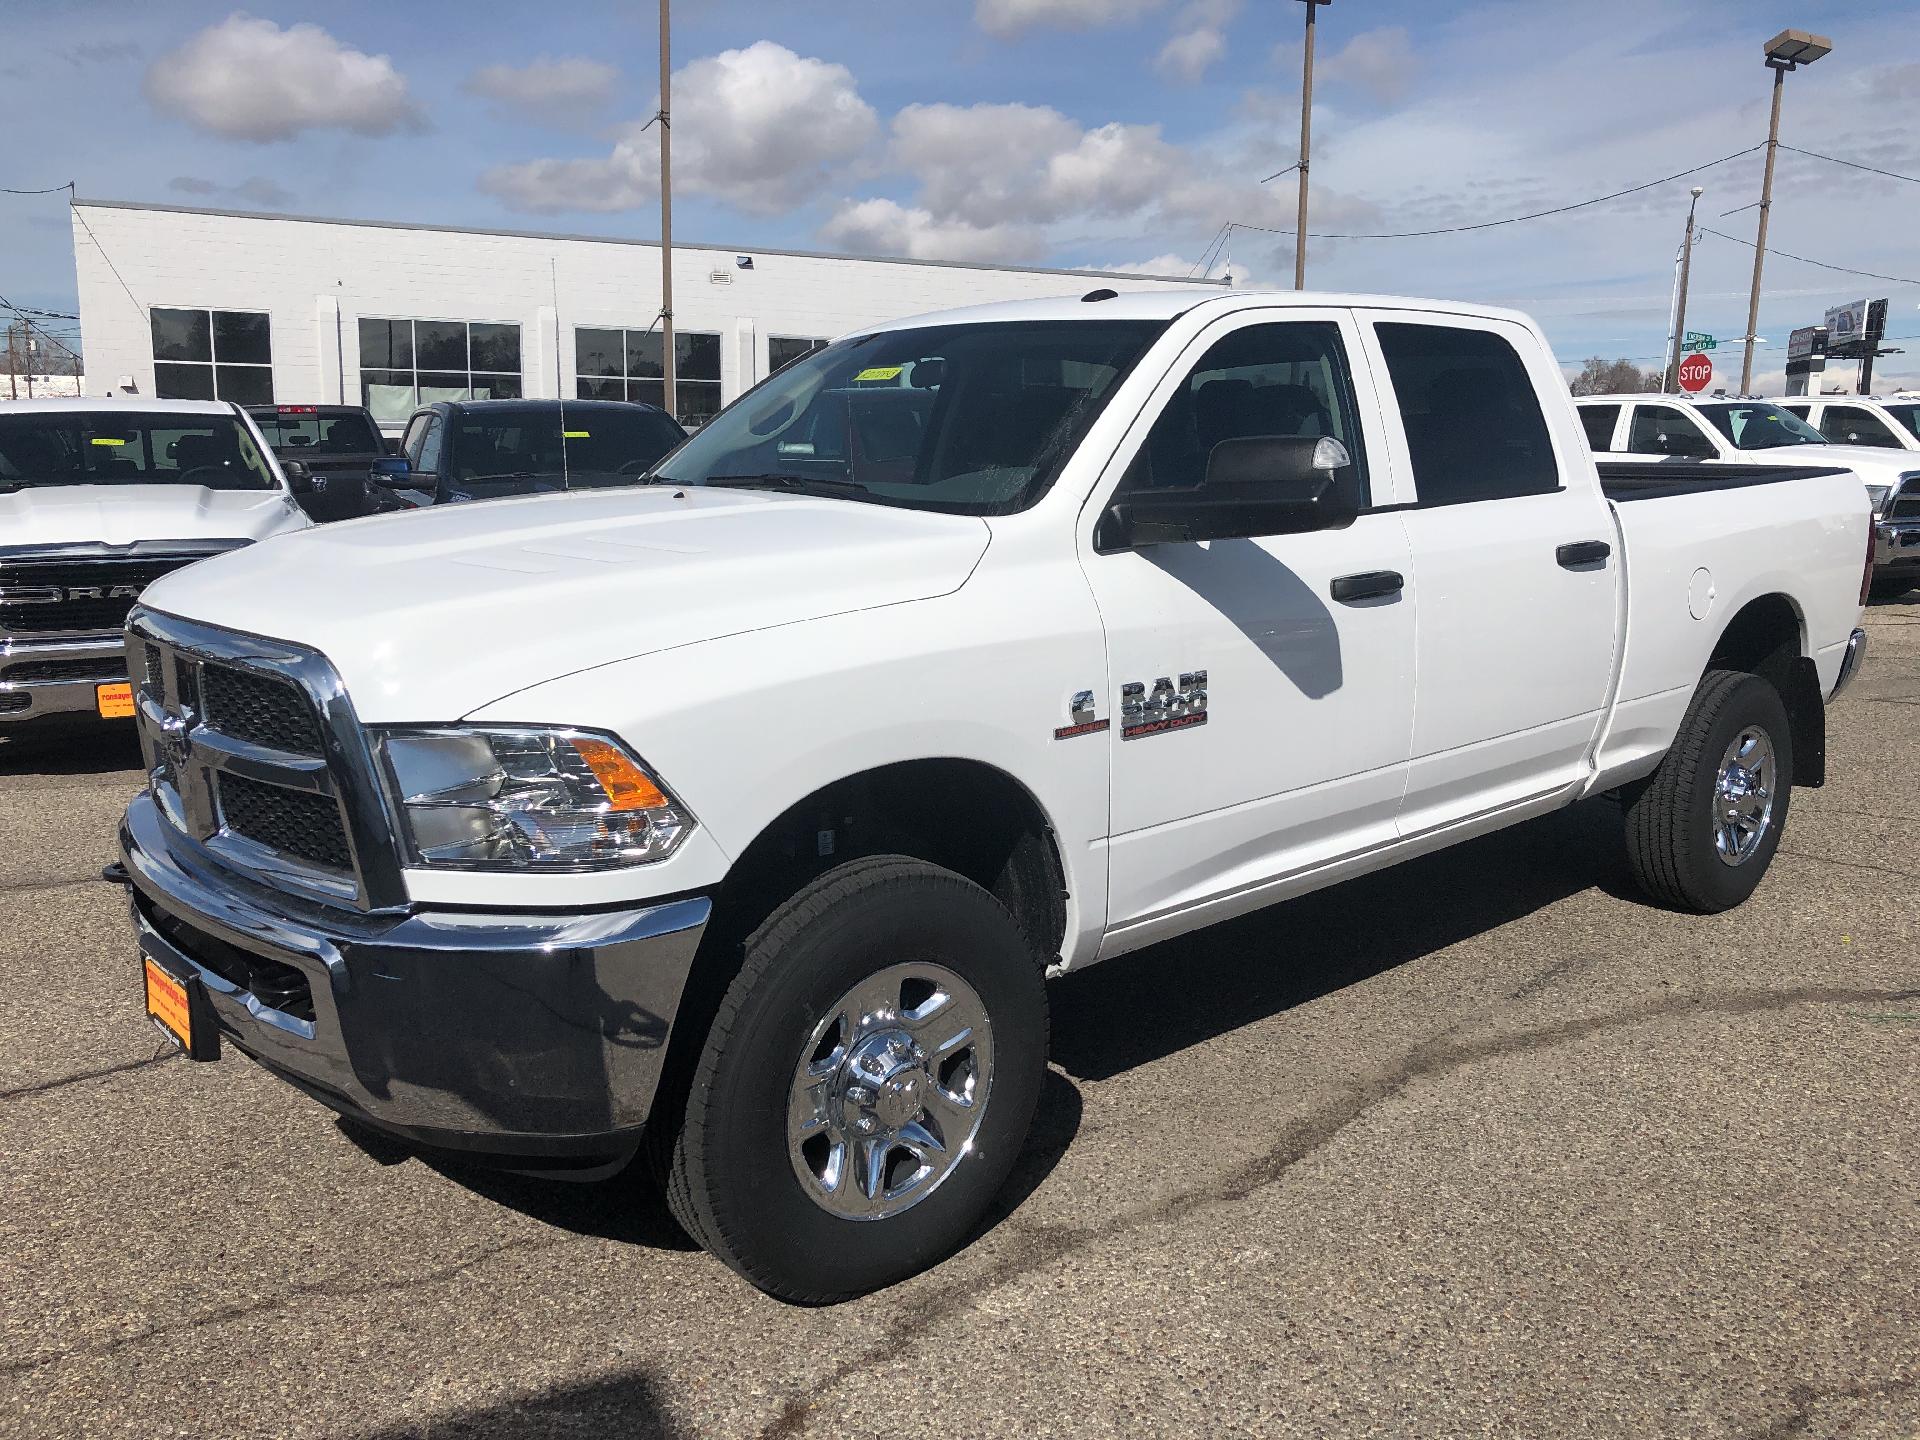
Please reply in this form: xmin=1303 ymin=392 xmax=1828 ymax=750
xmin=377 ymin=727 xmax=693 ymax=870
xmin=1866 ymin=483 xmax=1892 ymax=515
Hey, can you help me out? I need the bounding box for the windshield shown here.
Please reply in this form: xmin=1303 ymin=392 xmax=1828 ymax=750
xmin=0 ymin=411 xmax=278 ymax=492
xmin=251 ymin=409 xmax=382 ymax=454
xmin=1880 ymin=402 xmax=1920 ymax=442
xmin=1695 ymin=402 xmax=1826 ymax=450
xmin=453 ymin=406 xmax=686 ymax=483
xmin=651 ymin=319 xmax=1167 ymax=514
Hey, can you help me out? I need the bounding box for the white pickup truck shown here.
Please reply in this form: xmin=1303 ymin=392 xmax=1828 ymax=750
xmin=1575 ymin=392 xmax=1920 ymax=599
xmin=0 ymin=398 xmax=310 ymax=725
xmin=119 ymin=291 xmax=1870 ymax=1301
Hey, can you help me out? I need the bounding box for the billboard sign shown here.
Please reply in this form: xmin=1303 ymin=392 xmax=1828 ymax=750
xmin=1825 ymin=299 xmax=1869 ymax=344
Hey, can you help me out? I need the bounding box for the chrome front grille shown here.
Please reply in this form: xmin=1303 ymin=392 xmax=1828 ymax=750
xmin=0 ymin=551 xmax=219 ymax=636
xmin=1888 ymin=475 xmax=1920 ymax=521
xmin=129 ymin=608 xmax=405 ymax=912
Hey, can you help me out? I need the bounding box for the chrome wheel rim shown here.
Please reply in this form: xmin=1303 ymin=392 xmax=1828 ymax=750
xmin=1713 ymin=725 xmax=1777 ymax=867
xmin=788 ymin=962 xmax=993 ymax=1221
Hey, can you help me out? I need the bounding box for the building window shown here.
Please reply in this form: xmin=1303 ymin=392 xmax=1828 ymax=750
xmin=359 ymin=318 xmax=521 ymax=424
xmin=151 ymin=308 xmax=273 ymax=405
xmin=575 ymin=327 xmax=721 ymax=425
xmin=770 ymin=336 xmax=828 ymax=374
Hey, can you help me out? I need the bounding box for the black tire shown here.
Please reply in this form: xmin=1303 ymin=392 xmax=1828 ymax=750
xmin=664 ymin=855 xmax=1048 ymax=1302
xmin=1869 ymin=576 xmax=1914 ymax=602
xmin=1623 ymin=669 xmax=1793 ymax=913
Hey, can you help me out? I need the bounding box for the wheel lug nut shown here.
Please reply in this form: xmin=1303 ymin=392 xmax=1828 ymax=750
xmin=853 ymin=1115 xmax=876 ymax=1133
xmin=845 ymin=1085 xmax=873 ymax=1106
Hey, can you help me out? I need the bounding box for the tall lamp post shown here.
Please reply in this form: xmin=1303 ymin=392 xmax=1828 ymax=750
xmin=657 ymin=0 xmax=676 ymax=422
xmin=1292 ymin=0 xmax=1331 ymax=290
xmin=1664 ymin=186 xmax=1705 ymax=393
xmin=1739 ymin=27 xmax=1831 ymax=394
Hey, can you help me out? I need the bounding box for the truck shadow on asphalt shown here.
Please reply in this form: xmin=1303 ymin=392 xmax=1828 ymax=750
xmin=352 ymin=1366 xmax=692 ymax=1440
xmin=0 ymin=718 xmax=144 ymax=775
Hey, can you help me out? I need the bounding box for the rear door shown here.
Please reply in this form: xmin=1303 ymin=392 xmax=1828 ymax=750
xmin=1355 ymin=312 xmax=1622 ymax=835
xmin=1818 ymin=404 xmax=1904 ymax=449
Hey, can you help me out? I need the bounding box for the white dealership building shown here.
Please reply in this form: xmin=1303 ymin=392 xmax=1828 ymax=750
xmin=70 ymin=200 xmax=1219 ymax=430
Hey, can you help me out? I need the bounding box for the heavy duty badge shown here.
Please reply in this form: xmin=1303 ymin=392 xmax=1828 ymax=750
xmin=1121 ymin=671 xmax=1207 ymax=740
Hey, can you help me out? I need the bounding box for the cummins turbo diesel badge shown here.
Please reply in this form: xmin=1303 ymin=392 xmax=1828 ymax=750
xmin=1053 ymin=689 xmax=1108 ymax=740
xmin=1121 ymin=672 xmax=1207 ymax=740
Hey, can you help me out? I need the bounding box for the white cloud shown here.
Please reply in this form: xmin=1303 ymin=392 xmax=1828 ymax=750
xmin=168 ymin=174 xmax=295 ymax=208
xmin=465 ymin=57 xmax=618 ymax=124
xmin=1321 ymin=27 xmax=1415 ymax=104
xmin=1156 ymin=0 xmax=1238 ymax=83
xmin=1155 ymin=28 xmax=1225 ymax=83
xmin=974 ymin=0 xmax=1164 ymax=38
xmin=820 ymin=199 xmax=1043 ymax=264
xmin=145 ymin=14 xmax=424 ymax=142
xmin=481 ymin=41 xmax=876 ymax=216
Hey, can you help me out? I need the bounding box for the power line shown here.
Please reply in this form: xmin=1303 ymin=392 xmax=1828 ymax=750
xmin=1697 ymin=228 xmax=1920 ymax=288
xmin=68 ymin=205 xmax=145 ymax=322
xmin=1779 ymin=144 xmax=1920 ymax=187
xmin=0 ymin=181 xmax=74 ymax=196
xmin=1224 ymin=144 xmax=1765 ymax=242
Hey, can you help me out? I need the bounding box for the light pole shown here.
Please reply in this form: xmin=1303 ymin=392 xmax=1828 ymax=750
xmin=1740 ymin=28 xmax=1831 ymax=394
xmin=657 ymin=0 xmax=677 ymax=422
xmin=1664 ymin=186 xmax=1704 ymax=393
xmin=1293 ymin=0 xmax=1331 ymax=290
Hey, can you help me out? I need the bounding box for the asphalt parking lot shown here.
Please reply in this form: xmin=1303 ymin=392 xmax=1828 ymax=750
xmin=1 ymin=605 xmax=1916 ymax=1440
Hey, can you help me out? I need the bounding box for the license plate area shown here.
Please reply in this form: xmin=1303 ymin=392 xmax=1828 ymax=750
xmin=96 ymin=681 xmax=135 ymax=718
xmin=142 ymin=951 xmax=221 ymax=1061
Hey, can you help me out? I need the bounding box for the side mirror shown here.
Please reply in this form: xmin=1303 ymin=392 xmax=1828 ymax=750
xmin=1099 ymin=435 xmax=1359 ymax=550
xmin=281 ymin=458 xmax=314 ymax=494
xmin=371 ymin=456 xmax=412 ymax=487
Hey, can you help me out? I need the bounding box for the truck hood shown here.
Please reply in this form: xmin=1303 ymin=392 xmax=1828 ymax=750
xmin=139 ymin=486 xmax=992 ymax=722
xmin=0 ymin=485 xmax=310 ymax=550
xmin=1748 ymin=443 xmax=1919 ymax=480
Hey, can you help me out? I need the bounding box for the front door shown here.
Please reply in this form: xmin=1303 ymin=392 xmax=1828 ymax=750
xmin=1079 ymin=309 xmax=1417 ymax=954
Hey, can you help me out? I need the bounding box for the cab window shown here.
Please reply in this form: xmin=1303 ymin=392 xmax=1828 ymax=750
xmin=1628 ymin=405 xmax=1715 ymax=458
xmin=1820 ymin=405 xmax=1900 ymax=448
xmin=1375 ymin=322 xmax=1557 ymax=503
xmin=1577 ymin=404 xmax=1620 ymax=452
xmin=1116 ymin=320 xmax=1367 ymax=507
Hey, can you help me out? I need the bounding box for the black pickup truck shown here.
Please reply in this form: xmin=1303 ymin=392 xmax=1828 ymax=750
xmin=394 ymin=398 xmax=688 ymax=506
xmin=245 ymin=404 xmax=417 ymax=523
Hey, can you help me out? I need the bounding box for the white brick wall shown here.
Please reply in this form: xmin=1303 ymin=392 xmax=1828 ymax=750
xmin=72 ymin=202 xmax=1217 ymax=418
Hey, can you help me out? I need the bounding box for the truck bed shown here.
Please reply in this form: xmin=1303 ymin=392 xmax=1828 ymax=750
xmin=1597 ymin=460 xmax=1852 ymax=502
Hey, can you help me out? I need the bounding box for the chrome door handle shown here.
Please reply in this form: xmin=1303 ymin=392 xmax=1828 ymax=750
xmin=1329 ymin=570 xmax=1405 ymax=602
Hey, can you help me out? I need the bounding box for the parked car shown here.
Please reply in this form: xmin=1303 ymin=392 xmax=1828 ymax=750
xmin=1576 ymin=393 xmax=1920 ymax=599
xmin=0 ymin=397 xmax=309 ymax=727
xmin=395 ymin=398 xmax=687 ymax=505
xmin=120 ymin=290 xmax=1869 ymax=1301
xmin=1775 ymin=395 xmax=1920 ymax=452
xmin=245 ymin=404 xmax=417 ymax=523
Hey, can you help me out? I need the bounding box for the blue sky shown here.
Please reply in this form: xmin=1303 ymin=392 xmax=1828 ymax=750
xmin=5 ymin=0 xmax=1917 ymax=388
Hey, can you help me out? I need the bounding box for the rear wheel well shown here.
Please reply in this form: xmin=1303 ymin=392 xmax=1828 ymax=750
xmin=643 ymin=760 xmax=1067 ymax=1139
xmin=1706 ymin=593 xmax=1824 ymax=786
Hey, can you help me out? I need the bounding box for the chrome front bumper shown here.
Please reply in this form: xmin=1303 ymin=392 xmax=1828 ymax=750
xmin=1874 ymin=519 xmax=1920 ymax=571
xmin=120 ymin=791 xmax=711 ymax=1161
xmin=0 ymin=634 xmax=128 ymax=723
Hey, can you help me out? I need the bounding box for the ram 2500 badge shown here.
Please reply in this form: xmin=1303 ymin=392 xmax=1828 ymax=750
xmin=1 ymin=398 xmax=309 ymax=726
xmin=118 ymin=291 xmax=1871 ymax=1301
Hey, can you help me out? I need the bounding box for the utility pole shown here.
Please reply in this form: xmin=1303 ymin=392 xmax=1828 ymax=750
xmin=21 ymin=319 xmax=32 ymax=399
xmin=5 ymin=323 xmax=16 ymax=401
xmin=1664 ymin=187 xmax=1704 ymax=393
xmin=1293 ymin=0 xmax=1330 ymax=290
xmin=657 ymin=0 xmax=677 ymax=422
xmin=1741 ymin=29 xmax=1831 ymax=394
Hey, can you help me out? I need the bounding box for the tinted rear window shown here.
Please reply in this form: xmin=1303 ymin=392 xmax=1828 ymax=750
xmin=251 ymin=410 xmax=381 ymax=453
xmin=1375 ymin=323 xmax=1559 ymax=504
xmin=1577 ymin=404 xmax=1620 ymax=452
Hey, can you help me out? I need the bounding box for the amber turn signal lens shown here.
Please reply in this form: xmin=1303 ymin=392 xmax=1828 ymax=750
xmin=570 ymin=737 xmax=671 ymax=812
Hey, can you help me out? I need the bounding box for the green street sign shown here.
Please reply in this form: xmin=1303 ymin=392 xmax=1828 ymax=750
xmin=1684 ymin=331 xmax=1716 ymax=351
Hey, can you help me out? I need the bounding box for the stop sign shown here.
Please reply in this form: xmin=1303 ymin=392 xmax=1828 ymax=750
xmin=1678 ymin=352 xmax=1713 ymax=393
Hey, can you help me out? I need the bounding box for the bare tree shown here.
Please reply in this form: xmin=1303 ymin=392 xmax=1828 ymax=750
xmin=1569 ymin=356 xmax=1661 ymax=395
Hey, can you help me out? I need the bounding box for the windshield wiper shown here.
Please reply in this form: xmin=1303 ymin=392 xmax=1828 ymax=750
xmin=696 ymin=473 xmax=874 ymax=498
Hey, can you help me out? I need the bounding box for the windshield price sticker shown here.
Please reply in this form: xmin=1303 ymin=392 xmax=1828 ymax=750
xmin=563 ymin=430 xmax=591 ymax=439
xmin=853 ymin=366 xmax=904 ymax=382
xmin=90 ymin=437 xmax=127 ymax=446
